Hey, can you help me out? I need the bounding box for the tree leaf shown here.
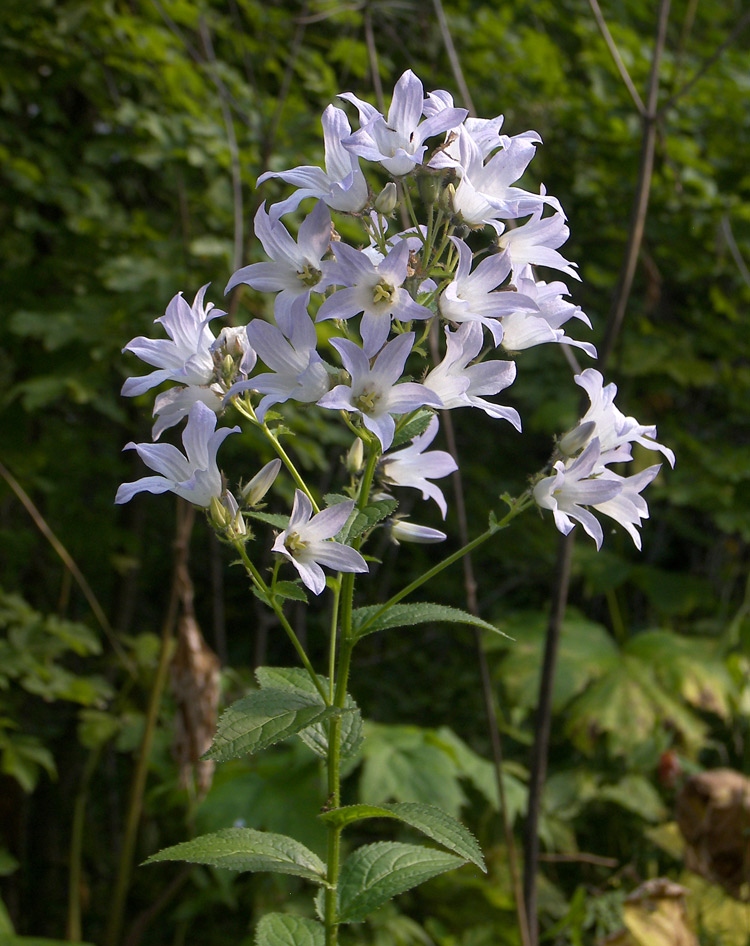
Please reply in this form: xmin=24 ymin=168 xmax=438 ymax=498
xmin=319 ymin=802 xmax=485 ymax=871
xmin=144 ymin=827 xmax=327 ymax=883
xmin=337 ymin=842 xmax=466 ymax=923
xmin=204 ymin=689 xmax=337 ymax=762
xmin=351 ymin=602 xmax=507 ymax=642
xmin=255 ymin=913 xmax=325 ymax=946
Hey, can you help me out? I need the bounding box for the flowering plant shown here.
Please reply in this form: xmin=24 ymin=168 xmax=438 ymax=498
xmin=117 ymin=69 xmax=673 ymax=944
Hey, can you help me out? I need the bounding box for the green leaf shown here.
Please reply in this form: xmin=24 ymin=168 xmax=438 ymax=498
xmin=597 ymin=775 xmax=667 ymax=822
xmin=144 ymin=827 xmax=327 ymax=884
xmin=337 ymin=498 xmax=399 ymax=544
xmin=204 ymin=689 xmax=337 ymax=762
xmin=391 ymin=410 xmax=434 ymax=449
xmin=351 ymin=602 xmax=506 ymax=642
xmin=271 ymin=581 xmax=309 ymax=604
xmin=255 ymin=914 xmax=325 ymax=946
xmin=246 ymin=511 xmax=290 ymax=529
xmin=337 ymin=842 xmax=466 ymax=923
xmin=255 ymin=667 xmax=362 ymax=760
xmin=319 ymin=802 xmax=485 ymax=871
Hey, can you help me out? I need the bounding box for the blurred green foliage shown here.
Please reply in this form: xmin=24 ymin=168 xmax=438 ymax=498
xmin=1 ymin=0 xmax=749 ymax=944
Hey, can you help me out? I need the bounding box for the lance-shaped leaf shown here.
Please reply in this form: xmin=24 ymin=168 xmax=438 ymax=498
xmin=338 ymin=498 xmax=399 ymax=544
xmin=319 ymin=802 xmax=485 ymax=871
xmin=337 ymin=842 xmax=466 ymax=923
xmin=204 ymin=689 xmax=338 ymax=762
xmin=255 ymin=667 xmax=362 ymax=760
xmin=351 ymin=602 xmax=508 ymax=642
xmin=144 ymin=828 xmax=327 ymax=884
xmin=255 ymin=913 xmax=325 ymax=946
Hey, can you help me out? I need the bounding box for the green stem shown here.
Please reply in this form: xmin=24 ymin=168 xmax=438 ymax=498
xmin=323 ymin=445 xmax=379 ymax=946
xmin=357 ymin=494 xmax=533 ymax=637
xmin=233 ymin=397 xmax=320 ymax=513
xmin=67 ymin=745 xmax=102 ymax=941
xmin=234 ymin=541 xmax=329 ymax=704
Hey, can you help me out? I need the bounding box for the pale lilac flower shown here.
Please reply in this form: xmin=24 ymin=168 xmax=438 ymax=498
xmin=390 ymin=519 xmax=447 ymax=544
xmin=533 ymin=439 xmax=622 ymax=549
xmin=424 ymin=90 xmax=507 ymax=164
xmin=152 ymin=384 xmax=224 ymax=440
xmin=226 ymin=316 xmax=329 ymax=423
xmin=341 ymin=70 xmax=467 ymax=177
xmin=258 ymin=105 xmax=368 ymax=219
xmin=443 ymin=128 xmax=557 ymax=230
xmin=497 ymin=209 xmax=579 ymax=280
xmin=317 ymin=333 xmax=442 ymax=451
xmin=225 ymin=202 xmax=333 ymax=336
xmin=121 ymin=285 xmax=222 ymax=397
xmin=317 ymin=239 xmax=432 ymax=355
xmin=272 ymin=491 xmax=368 ymax=595
xmin=424 ymin=322 xmax=521 ymax=429
xmin=115 ymin=402 xmax=238 ymax=507
xmin=571 ymin=369 xmax=675 ymax=468
xmin=211 ymin=325 xmax=257 ymax=378
xmin=498 ymin=274 xmax=596 ymax=357
xmin=439 ymin=237 xmax=537 ymax=345
xmin=594 ymin=465 xmax=661 ymax=551
xmin=379 ymin=415 xmax=457 ymax=518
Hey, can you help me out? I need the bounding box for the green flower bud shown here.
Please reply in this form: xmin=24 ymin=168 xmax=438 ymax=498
xmin=346 ymin=437 xmax=365 ymax=474
xmin=374 ymin=182 xmax=398 ymax=215
xmin=418 ymin=173 xmax=440 ymax=205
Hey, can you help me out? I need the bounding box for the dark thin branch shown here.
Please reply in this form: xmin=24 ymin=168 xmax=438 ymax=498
xmin=660 ymin=7 xmax=750 ymax=116
xmin=587 ymin=0 xmax=646 ymax=116
xmin=598 ymin=0 xmax=671 ymax=371
xmin=432 ymin=0 xmax=476 ymax=116
xmin=523 ymin=4 xmax=671 ymax=942
xmin=364 ymin=8 xmax=385 ymax=113
xmin=199 ymin=18 xmax=244 ymax=274
xmin=720 ymin=215 xmax=750 ymax=291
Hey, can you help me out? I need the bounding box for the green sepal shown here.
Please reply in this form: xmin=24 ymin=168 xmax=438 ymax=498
xmin=144 ymin=827 xmax=327 ymax=884
xmin=351 ymin=602 xmax=510 ymax=642
xmin=318 ymin=801 xmax=485 ymax=871
xmin=254 ymin=913 xmax=325 ymax=946
xmin=337 ymin=842 xmax=466 ymax=923
xmin=204 ymin=689 xmax=337 ymax=762
xmin=255 ymin=667 xmax=362 ymax=760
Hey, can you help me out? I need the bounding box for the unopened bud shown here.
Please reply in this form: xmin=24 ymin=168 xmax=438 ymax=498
xmin=241 ymin=458 xmax=282 ymax=506
xmin=390 ymin=519 xmax=447 ymax=545
xmin=209 ymin=495 xmax=230 ymax=530
xmin=558 ymin=421 xmax=596 ymax=457
xmin=374 ymin=182 xmax=398 ymax=215
xmin=439 ymin=183 xmax=456 ymax=215
xmin=418 ymin=174 xmax=440 ymax=206
xmin=346 ymin=437 xmax=365 ymax=474
xmin=223 ymin=490 xmax=247 ymax=536
xmin=221 ymin=353 xmax=235 ymax=384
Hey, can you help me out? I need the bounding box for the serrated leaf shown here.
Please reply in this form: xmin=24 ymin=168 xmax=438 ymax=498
xmin=144 ymin=827 xmax=327 ymax=883
xmin=255 ymin=667 xmax=362 ymax=760
xmin=319 ymin=802 xmax=485 ymax=871
xmin=338 ymin=498 xmax=399 ymax=544
xmin=391 ymin=410 xmax=434 ymax=449
xmin=246 ymin=511 xmax=290 ymax=529
xmin=322 ymin=493 xmax=351 ymax=507
xmin=351 ymin=602 xmax=507 ymax=642
xmin=255 ymin=913 xmax=325 ymax=946
xmin=337 ymin=842 xmax=466 ymax=923
xmin=271 ymin=581 xmax=308 ymax=603
xmin=205 ymin=689 xmax=337 ymax=762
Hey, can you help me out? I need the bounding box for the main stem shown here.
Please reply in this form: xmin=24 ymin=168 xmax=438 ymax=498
xmin=323 ymin=446 xmax=379 ymax=945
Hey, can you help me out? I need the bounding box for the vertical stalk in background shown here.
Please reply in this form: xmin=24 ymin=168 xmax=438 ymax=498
xmin=522 ymin=3 xmax=670 ymax=942
xmin=105 ymin=500 xmax=195 ymax=946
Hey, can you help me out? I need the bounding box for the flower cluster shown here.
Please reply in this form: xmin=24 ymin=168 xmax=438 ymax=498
xmin=117 ymin=69 xmax=672 ymax=592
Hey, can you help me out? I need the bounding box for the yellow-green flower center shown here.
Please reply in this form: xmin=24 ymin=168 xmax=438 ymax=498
xmin=372 ymin=280 xmax=397 ymax=307
xmin=284 ymin=531 xmax=308 ymax=557
xmin=297 ymin=263 xmax=322 ymax=288
xmin=353 ymin=388 xmax=381 ymax=415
